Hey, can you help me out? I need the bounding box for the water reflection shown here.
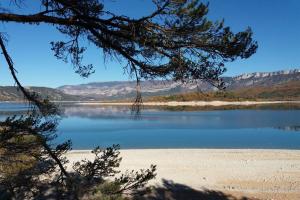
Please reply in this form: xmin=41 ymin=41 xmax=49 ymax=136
xmin=1 ymin=104 xmax=300 ymax=131
xmin=276 ymin=126 xmax=300 ymax=132
xmin=61 ymin=105 xmax=300 ymax=130
xmin=1 ymin=103 xmax=300 ymax=149
xmin=63 ymin=105 xmax=133 ymax=119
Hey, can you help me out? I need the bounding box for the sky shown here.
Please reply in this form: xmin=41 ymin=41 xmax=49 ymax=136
xmin=0 ymin=0 xmax=300 ymax=87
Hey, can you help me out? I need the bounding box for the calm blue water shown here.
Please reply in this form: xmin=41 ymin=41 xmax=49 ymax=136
xmin=0 ymin=103 xmax=300 ymax=149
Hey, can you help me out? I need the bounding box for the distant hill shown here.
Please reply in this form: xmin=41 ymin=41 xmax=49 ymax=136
xmin=58 ymin=69 xmax=300 ymax=100
xmin=226 ymin=69 xmax=300 ymax=89
xmin=146 ymin=80 xmax=300 ymax=102
xmin=0 ymin=86 xmax=91 ymax=101
xmin=1 ymin=69 xmax=299 ymax=101
xmin=58 ymin=80 xmax=212 ymax=100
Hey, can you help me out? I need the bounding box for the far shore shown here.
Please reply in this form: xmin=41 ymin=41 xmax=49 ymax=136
xmin=67 ymin=149 xmax=300 ymax=200
xmin=70 ymin=100 xmax=300 ymax=107
xmin=2 ymin=100 xmax=300 ymax=107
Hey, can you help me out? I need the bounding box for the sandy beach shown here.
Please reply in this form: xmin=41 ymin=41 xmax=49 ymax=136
xmin=73 ymin=100 xmax=300 ymax=107
xmin=67 ymin=149 xmax=300 ymax=200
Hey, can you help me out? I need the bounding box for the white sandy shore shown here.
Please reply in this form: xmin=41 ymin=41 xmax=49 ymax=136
xmin=66 ymin=149 xmax=300 ymax=200
xmin=72 ymin=100 xmax=300 ymax=107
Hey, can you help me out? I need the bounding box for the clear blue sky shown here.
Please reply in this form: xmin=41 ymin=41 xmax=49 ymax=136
xmin=0 ymin=0 xmax=300 ymax=87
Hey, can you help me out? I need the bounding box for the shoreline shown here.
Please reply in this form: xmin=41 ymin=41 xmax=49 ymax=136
xmin=69 ymin=148 xmax=300 ymax=153
xmin=66 ymin=149 xmax=300 ymax=200
xmin=70 ymin=100 xmax=300 ymax=107
xmin=2 ymin=100 xmax=300 ymax=107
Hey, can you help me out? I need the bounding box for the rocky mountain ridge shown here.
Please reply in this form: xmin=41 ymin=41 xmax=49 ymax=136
xmin=58 ymin=69 xmax=300 ymax=100
xmin=233 ymin=69 xmax=300 ymax=81
xmin=0 ymin=69 xmax=299 ymax=101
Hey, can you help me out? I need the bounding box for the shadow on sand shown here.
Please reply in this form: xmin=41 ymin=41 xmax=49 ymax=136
xmin=133 ymin=179 xmax=256 ymax=200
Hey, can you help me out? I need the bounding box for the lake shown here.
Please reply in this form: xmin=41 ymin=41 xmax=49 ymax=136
xmin=0 ymin=103 xmax=300 ymax=149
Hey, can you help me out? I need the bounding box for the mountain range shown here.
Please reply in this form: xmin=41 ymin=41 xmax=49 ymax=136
xmin=1 ymin=69 xmax=299 ymax=101
xmin=58 ymin=69 xmax=300 ymax=100
xmin=0 ymin=86 xmax=89 ymax=101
